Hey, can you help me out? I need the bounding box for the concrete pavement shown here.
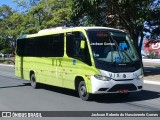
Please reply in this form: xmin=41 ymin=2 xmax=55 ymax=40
xmin=0 ymin=63 xmax=14 ymax=67
xmin=143 ymin=59 xmax=160 ymax=85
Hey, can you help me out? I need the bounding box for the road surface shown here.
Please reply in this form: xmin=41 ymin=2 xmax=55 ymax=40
xmin=0 ymin=65 xmax=160 ymax=120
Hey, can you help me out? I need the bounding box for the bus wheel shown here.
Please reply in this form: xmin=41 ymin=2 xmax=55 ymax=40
xmin=78 ymin=81 xmax=91 ymax=101
xmin=30 ymin=74 xmax=38 ymax=89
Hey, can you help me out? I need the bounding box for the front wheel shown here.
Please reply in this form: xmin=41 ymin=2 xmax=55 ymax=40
xmin=78 ymin=81 xmax=92 ymax=101
xmin=30 ymin=74 xmax=39 ymax=89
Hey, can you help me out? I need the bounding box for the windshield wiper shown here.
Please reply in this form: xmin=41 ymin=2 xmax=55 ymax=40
xmin=121 ymin=50 xmax=134 ymax=63
xmin=109 ymin=36 xmax=134 ymax=64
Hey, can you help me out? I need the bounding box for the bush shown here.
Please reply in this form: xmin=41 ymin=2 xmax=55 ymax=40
xmin=147 ymin=51 xmax=158 ymax=59
xmin=0 ymin=48 xmax=12 ymax=54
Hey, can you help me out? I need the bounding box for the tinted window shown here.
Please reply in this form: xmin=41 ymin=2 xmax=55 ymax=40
xmin=16 ymin=34 xmax=64 ymax=57
xmin=66 ymin=32 xmax=91 ymax=66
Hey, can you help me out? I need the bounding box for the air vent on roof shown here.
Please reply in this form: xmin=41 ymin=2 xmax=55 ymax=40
xmin=38 ymin=27 xmax=68 ymax=34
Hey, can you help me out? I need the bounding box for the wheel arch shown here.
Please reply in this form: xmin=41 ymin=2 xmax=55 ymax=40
xmin=74 ymin=76 xmax=84 ymax=91
xmin=29 ymin=70 xmax=35 ymax=79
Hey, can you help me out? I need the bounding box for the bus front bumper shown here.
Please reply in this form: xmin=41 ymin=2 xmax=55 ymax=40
xmin=90 ymin=76 xmax=143 ymax=94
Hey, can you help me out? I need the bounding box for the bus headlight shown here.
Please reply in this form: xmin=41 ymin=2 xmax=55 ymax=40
xmin=94 ymin=75 xmax=111 ymax=81
xmin=136 ymin=75 xmax=143 ymax=80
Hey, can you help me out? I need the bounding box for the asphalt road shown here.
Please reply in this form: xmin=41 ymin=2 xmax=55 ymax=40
xmin=0 ymin=65 xmax=160 ymax=120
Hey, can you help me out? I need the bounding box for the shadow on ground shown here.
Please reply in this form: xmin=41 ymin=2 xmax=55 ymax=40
xmin=92 ymin=90 xmax=160 ymax=103
xmin=0 ymin=83 xmax=30 ymax=89
xmin=1 ymin=82 xmax=159 ymax=103
xmin=37 ymin=83 xmax=160 ymax=103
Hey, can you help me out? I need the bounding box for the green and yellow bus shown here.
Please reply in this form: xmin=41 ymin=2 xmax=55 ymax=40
xmin=15 ymin=27 xmax=143 ymax=100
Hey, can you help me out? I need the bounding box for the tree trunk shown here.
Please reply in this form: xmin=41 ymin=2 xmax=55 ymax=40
xmin=132 ymin=32 xmax=140 ymax=54
xmin=131 ymin=31 xmax=144 ymax=71
xmin=139 ymin=31 xmax=144 ymax=59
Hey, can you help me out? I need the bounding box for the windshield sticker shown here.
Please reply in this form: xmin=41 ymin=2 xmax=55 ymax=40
xmin=115 ymin=57 xmax=121 ymax=63
xmin=72 ymin=60 xmax=76 ymax=65
xmin=90 ymin=42 xmax=115 ymax=46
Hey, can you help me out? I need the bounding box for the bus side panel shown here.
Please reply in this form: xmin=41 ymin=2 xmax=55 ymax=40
xmin=15 ymin=56 xmax=64 ymax=87
xmin=62 ymin=57 xmax=77 ymax=89
xmin=15 ymin=56 xmax=30 ymax=80
xmin=23 ymin=57 xmax=50 ymax=83
xmin=15 ymin=55 xmax=22 ymax=78
xmin=62 ymin=57 xmax=100 ymax=93
xmin=41 ymin=57 xmax=62 ymax=87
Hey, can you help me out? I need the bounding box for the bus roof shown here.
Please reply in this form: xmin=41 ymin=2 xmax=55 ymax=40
xmin=18 ymin=26 xmax=124 ymax=39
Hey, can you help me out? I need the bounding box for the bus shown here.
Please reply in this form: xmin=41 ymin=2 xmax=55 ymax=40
xmin=15 ymin=27 xmax=143 ymax=101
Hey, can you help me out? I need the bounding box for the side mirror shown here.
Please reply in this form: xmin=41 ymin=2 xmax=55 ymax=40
xmin=80 ymin=40 xmax=85 ymax=49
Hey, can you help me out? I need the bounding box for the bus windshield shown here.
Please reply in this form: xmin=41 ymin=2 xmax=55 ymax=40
xmin=87 ymin=30 xmax=139 ymax=64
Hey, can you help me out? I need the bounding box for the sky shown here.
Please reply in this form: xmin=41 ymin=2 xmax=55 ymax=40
xmin=0 ymin=0 xmax=19 ymax=11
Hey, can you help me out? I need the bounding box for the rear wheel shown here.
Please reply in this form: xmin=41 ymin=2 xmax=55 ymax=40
xmin=30 ymin=74 xmax=38 ymax=89
xmin=78 ymin=81 xmax=91 ymax=101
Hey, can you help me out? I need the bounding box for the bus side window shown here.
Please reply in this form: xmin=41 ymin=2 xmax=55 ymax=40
xmin=66 ymin=32 xmax=91 ymax=66
xmin=17 ymin=34 xmax=64 ymax=57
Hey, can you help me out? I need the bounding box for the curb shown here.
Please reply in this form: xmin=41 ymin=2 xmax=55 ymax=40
xmin=0 ymin=64 xmax=14 ymax=67
xmin=143 ymin=59 xmax=160 ymax=63
xmin=144 ymin=80 xmax=160 ymax=85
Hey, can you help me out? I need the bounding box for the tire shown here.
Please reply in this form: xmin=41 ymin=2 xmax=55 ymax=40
xmin=30 ymin=74 xmax=38 ymax=89
xmin=78 ymin=81 xmax=91 ymax=101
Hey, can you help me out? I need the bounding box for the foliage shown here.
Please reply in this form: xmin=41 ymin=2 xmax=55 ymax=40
xmin=72 ymin=0 xmax=160 ymax=56
xmin=0 ymin=5 xmax=15 ymax=53
xmin=0 ymin=0 xmax=73 ymax=53
xmin=0 ymin=0 xmax=159 ymax=56
xmin=13 ymin=0 xmax=40 ymax=12
xmin=147 ymin=51 xmax=158 ymax=59
xmin=13 ymin=0 xmax=73 ymax=34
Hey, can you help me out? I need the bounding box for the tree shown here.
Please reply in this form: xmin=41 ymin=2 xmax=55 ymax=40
xmin=23 ymin=0 xmax=72 ymax=31
xmin=72 ymin=0 xmax=160 ymax=57
xmin=0 ymin=5 xmax=27 ymax=53
xmin=13 ymin=0 xmax=40 ymax=12
xmin=0 ymin=0 xmax=74 ymax=53
xmin=0 ymin=5 xmax=15 ymax=53
xmin=20 ymin=0 xmax=73 ymax=33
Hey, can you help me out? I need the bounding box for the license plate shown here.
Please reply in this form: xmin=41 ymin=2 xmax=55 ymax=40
xmin=118 ymin=89 xmax=128 ymax=93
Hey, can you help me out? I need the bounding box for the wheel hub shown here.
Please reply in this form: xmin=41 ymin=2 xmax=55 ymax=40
xmin=80 ymin=86 xmax=87 ymax=96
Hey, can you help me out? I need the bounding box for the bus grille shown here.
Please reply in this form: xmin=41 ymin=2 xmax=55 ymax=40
xmin=108 ymin=84 xmax=137 ymax=92
xmin=114 ymin=79 xmax=133 ymax=81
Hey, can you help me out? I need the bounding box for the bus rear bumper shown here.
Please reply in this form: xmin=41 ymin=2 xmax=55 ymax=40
xmin=90 ymin=76 xmax=143 ymax=94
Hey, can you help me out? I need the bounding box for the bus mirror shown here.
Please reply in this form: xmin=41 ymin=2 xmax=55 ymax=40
xmin=80 ymin=40 xmax=85 ymax=49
